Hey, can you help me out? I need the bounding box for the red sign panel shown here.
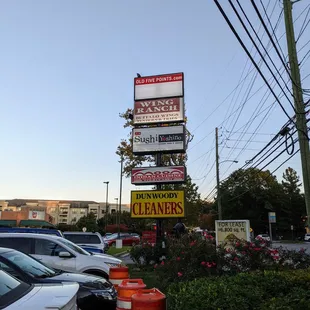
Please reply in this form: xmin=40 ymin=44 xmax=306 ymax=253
xmin=133 ymin=97 xmax=184 ymax=125
xmin=134 ymin=72 xmax=184 ymax=101
xmin=142 ymin=231 xmax=157 ymax=245
xmin=131 ymin=166 xmax=186 ymax=185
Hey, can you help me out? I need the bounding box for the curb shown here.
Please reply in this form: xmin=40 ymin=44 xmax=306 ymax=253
xmin=113 ymin=251 xmax=130 ymax=257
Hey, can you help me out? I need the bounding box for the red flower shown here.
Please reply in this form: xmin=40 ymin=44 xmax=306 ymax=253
xmin=154 ymin=264 xmax=158 ymax=269
xmin=177 ymin=272 xmax=183 ymax=277
xmin=212 ymin=262 xmax=216 ymax=267
xmin=176 ymin=257 xmax=181 ymax=261
xmin=201 ymin=261 xmax=206 ymax=266
xmin=181 ymin=251 xmax=185 ymax=254
xmin=253 ymin=247 xmax=261 ymax=251
xmin=161 ymin=261 xmax=165 ymax=265
xmin=236 ymin=242 xmax=240 ymax=247
xmin=234 ymin=257 xmax=239 ymax=261
xmin=206 ymin=262 xmax=212 ymax=268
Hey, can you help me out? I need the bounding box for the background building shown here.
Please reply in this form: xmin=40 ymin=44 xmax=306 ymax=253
xmin=0 ymin=199 xmax=130 ymax=226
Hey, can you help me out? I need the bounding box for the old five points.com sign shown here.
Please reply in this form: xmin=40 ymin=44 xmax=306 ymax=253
xmin=131 ymin=190 xmax=185 ymax=218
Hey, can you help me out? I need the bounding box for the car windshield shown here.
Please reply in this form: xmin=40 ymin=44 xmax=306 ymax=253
xmin=58 ymin=238 xmax=91 ymax=256
xmin=0 ymin=270 xmax=21 ymax=297
xmin=105 ymin=233 xmax=118 ymax=240
xmin=2 ymin=250 xmax=56 ymax=278
xmin=64 ymin=234 xmax=101 ymax=244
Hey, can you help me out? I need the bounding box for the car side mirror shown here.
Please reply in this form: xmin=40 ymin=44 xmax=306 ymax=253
xmin=58 ymin=251 xmax=72 ymax=258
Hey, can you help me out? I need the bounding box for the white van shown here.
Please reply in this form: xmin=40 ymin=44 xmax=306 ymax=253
xmin=0 ymin=233 xmax=121 ymax=279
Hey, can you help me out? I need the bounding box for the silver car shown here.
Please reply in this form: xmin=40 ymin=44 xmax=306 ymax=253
xmin=0 ymin=269 xmax=79 ymax=309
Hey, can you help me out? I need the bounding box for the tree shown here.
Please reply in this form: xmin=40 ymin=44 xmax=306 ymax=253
xmin=116 ymin=108 xmax=201 ymax=228
xmin=76 ymin=212 xmax=98 ymax=232
xmin=220 ymin=168 xmax=284 ymax=233
xmin=281 ymin=167 xmax=306 ymax=232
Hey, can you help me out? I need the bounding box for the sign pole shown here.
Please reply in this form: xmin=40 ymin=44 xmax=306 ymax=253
xmin=156 ymin=152 xmax=163 ymax=241
xmin=269 ymin=222 xmax=273 ymax=243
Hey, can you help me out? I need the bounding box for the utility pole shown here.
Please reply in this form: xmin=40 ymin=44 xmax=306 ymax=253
xmin=215 ymin=127 xmax=222 ymax=220
xmin=283 ymin=0 xmax=310 ymax=228
xmin=118 ymin=153 xmax=124 ymax=240
xmin=103 ymin=181 xmax=109 ymax=232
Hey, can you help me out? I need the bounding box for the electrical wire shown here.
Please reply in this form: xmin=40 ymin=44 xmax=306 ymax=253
xmin=296 ymin=4 xmax=310 ymax=43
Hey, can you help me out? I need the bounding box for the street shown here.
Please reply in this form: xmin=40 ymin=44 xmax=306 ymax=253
xmin=272 ymin=242 xmax=310 ymax=253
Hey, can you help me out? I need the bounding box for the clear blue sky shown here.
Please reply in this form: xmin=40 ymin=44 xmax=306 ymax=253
xmin=0 ymin=0 xmax=309 ymax=203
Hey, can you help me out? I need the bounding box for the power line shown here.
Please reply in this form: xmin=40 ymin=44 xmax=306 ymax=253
xmin=296 ymin=4 xmax=310 ymax=42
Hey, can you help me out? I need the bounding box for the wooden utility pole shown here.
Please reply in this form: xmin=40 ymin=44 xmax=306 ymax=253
xmin=216 ymin=127 xmax=222 ymax=220
xmin=283 ymin=0 xmax=310 ymax=227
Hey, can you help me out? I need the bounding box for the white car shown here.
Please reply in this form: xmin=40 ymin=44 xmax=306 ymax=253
xmin=304 ymin=234 xmax=310 ymax=241
xmin=255 ymin=234 xmax=271 ymax=242
xmin=0 ymin=233 xmax=122 ymax=279
xmin=0 ymin=269 xmax=79 ymax=310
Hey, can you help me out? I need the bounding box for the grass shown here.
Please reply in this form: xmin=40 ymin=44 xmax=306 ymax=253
xmin=128 ymin=265 xmax=160 ymax=290
xmin=107 ymin=245 xmax=131 ymax=256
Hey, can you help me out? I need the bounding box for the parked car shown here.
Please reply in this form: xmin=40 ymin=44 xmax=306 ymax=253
xmin=105 ymin=233 xmax=140 ymax=246
xmin=0 ymin=233 xmax=121 ymax=279
xmin=0 ymin=247 xmax=117 ymax=310
xmin=0 ymin=228 xmax=104 ymax=255
xmin=304 ymin=233 xmax=310 ymax=241
xmin=256 ymin=234 xmax=271 ymax=242
xmin=0 ymin=269 xmax=78 ymax=310
xmin=63 ymin=232 xmax=108 ymax=253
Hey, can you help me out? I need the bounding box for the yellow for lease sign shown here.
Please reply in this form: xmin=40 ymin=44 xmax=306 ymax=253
xmin=131 ymin=190 xmax=185 ymax=218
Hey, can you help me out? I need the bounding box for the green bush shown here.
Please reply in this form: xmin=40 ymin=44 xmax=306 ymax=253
xmin=167 ymin=270 xmax=310 ymax=310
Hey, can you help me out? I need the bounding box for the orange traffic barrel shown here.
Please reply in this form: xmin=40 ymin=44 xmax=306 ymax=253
xmin=109 ymin=266 xmax=129 ymax=289
xmin=116 ymin=279 xmax=146 ymax=310
xmin=132 ymin=288 xmax=166 ymax=310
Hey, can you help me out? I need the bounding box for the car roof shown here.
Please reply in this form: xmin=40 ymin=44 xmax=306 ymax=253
xmin=0 ymin=233 xmax=63 ymax=240
xmin=63 ymin=231 xmax=100 ymax=235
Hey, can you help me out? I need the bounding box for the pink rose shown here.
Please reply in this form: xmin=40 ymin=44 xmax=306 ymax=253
xmin=201 ymin=261 xmax=206 ymax=266
xmin=177 ymin=272 xmax=183 ymax=277
xmin=176 ymin=257 xmax=181 ymax=261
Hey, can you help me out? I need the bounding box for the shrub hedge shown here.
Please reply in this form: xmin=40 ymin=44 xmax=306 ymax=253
xmin=167 ymin=269 xmax=310 ymax=310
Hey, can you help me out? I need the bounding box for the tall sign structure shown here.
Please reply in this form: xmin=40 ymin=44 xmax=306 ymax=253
xmin=131 ymin=72 xmax=186 ymax=240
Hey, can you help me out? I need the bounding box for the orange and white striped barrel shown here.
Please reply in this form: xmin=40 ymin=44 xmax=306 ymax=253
xmin=132 ymin=288 xmax=166 ymax=310
xmin=109 ymin=266 xmax=129 ymax=289
xmin=116 ymin=279 xmax=146 ymax=310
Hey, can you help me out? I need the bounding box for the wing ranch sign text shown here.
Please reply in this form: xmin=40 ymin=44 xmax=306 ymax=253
xmin=131 ymin=190 xmax=185 ymax=218
xmin=133 ymin=98 xmax=184 ymax=124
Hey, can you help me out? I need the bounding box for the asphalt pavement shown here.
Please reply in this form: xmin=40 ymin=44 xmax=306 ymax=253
xmin=272 ymin=241 xmax=310 ymax=252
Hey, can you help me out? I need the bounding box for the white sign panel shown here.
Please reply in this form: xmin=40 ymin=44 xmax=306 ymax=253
xmin=132 ymin=125 xmax=186 ymax=155
xmin=133 ymin=97 xmax=184 ymax=125
xmin=131 ymin=166 xmax=186 ymax=185
xmin=28 ymin=210 xmax=45 ymax=220
xmin=215 ymin=220 xmax=250 ymax=246
xmin=134 ymin=73 xmax=184 ymax=101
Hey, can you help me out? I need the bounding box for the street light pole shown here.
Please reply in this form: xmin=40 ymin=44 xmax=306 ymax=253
xmin=118 ymin=153 xmax=124 ymax=239
xmin=114 ymin=198 xmax=118 ymax=225
xmin=103 ymin=181 xmax=109 ymax=232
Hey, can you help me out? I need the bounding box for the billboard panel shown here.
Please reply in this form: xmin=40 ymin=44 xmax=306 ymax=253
xmin=28 ymin=210 xmax=45 ymax=220
xmin=133 ymin=97 xmax=184 ymax=125
xmin=215 ymin=220 xmax=250 ymax=246
xmin=134 ymin=73 xmax=184 ymax=101
xmin=131 ymin=166 xmax=186 ymax=185
xmin=131 ymin=190 xmax=185 ymax=218
xmin=132 ymin=125 xmax=186 ymax=155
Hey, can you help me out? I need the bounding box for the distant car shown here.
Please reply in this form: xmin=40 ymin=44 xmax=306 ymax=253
xmin=0 ymin=269 xmax=78 ymax=310
xmin=63 ymin=232 xmax=108 ymax=253
xmin=130 ymin=233 xmax=140 ymax=238
xmin=0 ymin=233 xmax=121 ymax=279
xmin=256 ymin=234 xmax=271 ymax=242
xmin=0 ymin=227 xmax=103 ymax=254
xmin=0 ymin=247 xmax=117 ymax=310
xmin=304 ymin=234 xmax=310 ymax=241
xmin=105 ymin=233 xmax=140 ymax=246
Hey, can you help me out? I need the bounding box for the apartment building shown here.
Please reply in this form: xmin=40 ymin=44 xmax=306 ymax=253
xmin=1 ymin=199 xmax=130 ymax=225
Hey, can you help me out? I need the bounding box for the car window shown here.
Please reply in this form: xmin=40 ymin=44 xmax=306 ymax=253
xmin=34 ymin=239 xmax=66 ymax=256
xmin=0 ymin=270 xmax=21 ymax=297
xmin=0 ymin=261 xmax=15 ymax=274
xmin=57 ymin=238 xmax=90 ymax=256
xmin=64 ymin=234 xmax=101 ymax=244
xmin=0 ymin=238 xmax=32 ymax=254
xmin=2 ymin=250 xmax=56 ymax=278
